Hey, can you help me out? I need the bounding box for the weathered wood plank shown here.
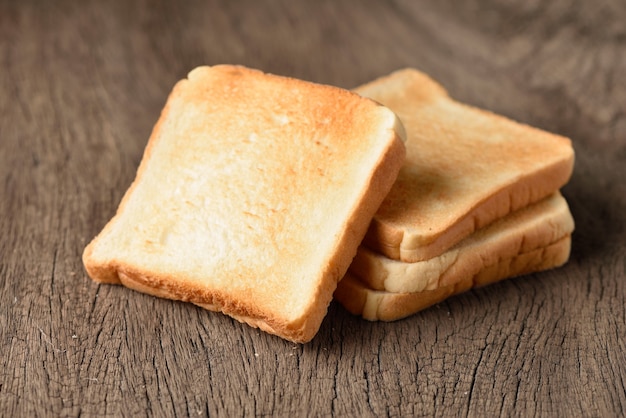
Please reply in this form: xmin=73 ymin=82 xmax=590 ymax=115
xmin=1 ymin=0 xmax=625 ymax=416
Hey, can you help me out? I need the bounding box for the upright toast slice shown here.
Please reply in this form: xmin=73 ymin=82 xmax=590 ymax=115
xmin=83 ymin=65 xmax=406 ymax=343
xmin=354 ymin=69 xmax=574 ymax=262
xmin=350 ymin=192 xmax=574 ymax=293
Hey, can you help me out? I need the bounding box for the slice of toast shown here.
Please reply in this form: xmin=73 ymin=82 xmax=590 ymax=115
xmin=82 ymin=65 xmax=406 ymax=343
xmin=350 ymin=192 xmax=574 ymax=293
xmin=354 ymin=69 xmax=574 ymax=262
xmin=335 ymin=235 xmax=571 ymax=321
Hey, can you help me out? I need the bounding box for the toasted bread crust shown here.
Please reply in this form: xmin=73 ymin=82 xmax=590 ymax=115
xmin=350 ymin=193 xmax=574 ymax=293
xmin=83 ymin=65 xmax=406 ymax=343
xmin=335 ymin=235 xmax=571 ymax=321
xmin=355 ymin=69 xmax=575 ymax=262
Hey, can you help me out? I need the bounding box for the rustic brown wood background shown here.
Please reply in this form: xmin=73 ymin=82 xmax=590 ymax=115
xmin=1 ymin=0 xmax=625 ymax=416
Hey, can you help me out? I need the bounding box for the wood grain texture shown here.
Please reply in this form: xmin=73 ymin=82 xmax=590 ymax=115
xmin=1 ymin=0 xmax=624 ymax=416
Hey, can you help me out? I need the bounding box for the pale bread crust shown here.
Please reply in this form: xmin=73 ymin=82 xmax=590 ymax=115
xmin=335 ymin=235 xmax=571 ymax=321
xmin=354 ymin=69 xmax=575 ymax=262
xmin=82 ymin=65 xmax=406 ymax=343
xmin=350 ymin=192 xmax=574 ymax=293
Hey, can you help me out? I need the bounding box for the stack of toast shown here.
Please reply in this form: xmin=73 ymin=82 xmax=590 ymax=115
xmin=83 ymin=65 xmax=574 ymax=342
xmin=334 ymin=69 xmax=574 ymax=320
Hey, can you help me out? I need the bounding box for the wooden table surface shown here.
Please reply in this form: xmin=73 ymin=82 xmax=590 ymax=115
xmin=2 ymin=1 xmax=625 ymax=416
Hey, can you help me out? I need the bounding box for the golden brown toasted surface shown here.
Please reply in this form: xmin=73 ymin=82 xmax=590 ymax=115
xmin=82 ymin=65 xmax=406 ymax=343
xmin=355 ymin=69 xmax=574 ymax=262
xmin=350 ymin=192 xmax=574 ymax=293
xmin=335 ymin=235 xmax=572 ymax=321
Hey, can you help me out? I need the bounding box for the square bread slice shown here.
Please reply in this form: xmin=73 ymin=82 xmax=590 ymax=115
xmin=354 ymin=69 xmax=575 ymax=262
xmin=83 ymin=65 xmax=406 ymax=343
xmin=335 ymin=235 xmax=572 ymax=322
xmin=350 ymin=192 xmax=574 ymax=293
